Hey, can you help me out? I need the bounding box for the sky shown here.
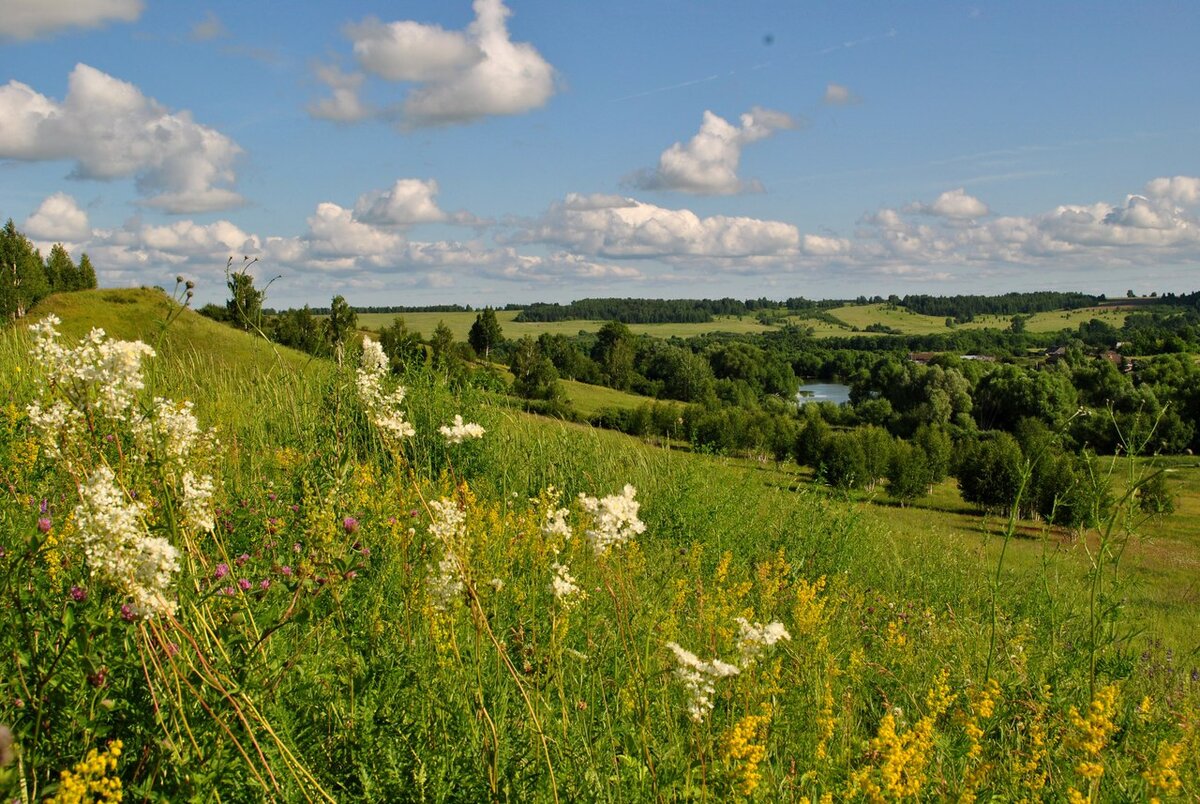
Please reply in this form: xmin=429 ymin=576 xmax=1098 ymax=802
xmin=1 ymin=0 xmax=1199 ymax=309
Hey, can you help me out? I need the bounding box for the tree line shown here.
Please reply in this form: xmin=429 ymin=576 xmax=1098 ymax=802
xmin=0 ymin=220 xmax=98 ymax=320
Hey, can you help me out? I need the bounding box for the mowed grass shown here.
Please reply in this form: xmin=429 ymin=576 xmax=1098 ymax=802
xmin=354 ymin=310 xmax=776 ymax=339
xmin=826 ymin=302 xmax=1132 ymax=337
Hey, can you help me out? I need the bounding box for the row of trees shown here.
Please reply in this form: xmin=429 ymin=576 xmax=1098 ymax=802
xmin=0 ymin=220 xmax=97 ymax=320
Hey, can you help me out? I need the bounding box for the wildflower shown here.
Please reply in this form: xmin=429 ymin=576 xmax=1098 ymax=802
xmin=259 ymin=579 xmax=271 ymax=590
xmin=236 ymin=553 xmax=250 ymax=566
xmin=131 ymin=397 xmax=204 ymax=466
xmin=579 ymin=485 xmax=646 ymax=555
xmin=47 ymin=740 xmax=123 ymax=804
xmin=357 ymin=337 xmax=416 ymax=443
xmin=428 ymin=553 xmax=464 ymax=612
xmin=280 ymin=565 xmax=293 ymax=576
xmin=214 ymin=563 xmax=230 ymax=580
xmin=73 ymin=466 xmax=179 ymax=618
xmin=723 ymin=713 xmax=771 ymax=796
xmin=238 ymin=578 xmax=251 ymax=591
xmin=734 ymin=617 xmax=791 ymax=666
xmin=120 ymin=605 xmax=135 ymax=622
xmin=540 ymin=488 xmax=572 ymax=543
xmin=439 ymin=414 xmax=486 ymax=444
xmin=550 ymin=561 xmax=585 ymax=607
xmin=665 ymin=641 xmax=740 ymax=721
xmin=70 ymin=585 xmax=87 ymax=602
xmin=343 ymin=516 xmax=359 ymax=534
xmin=181 ymin=471 xmax=215 ymax=532
xmin=38 ymin=517 xmax=52 ymax=533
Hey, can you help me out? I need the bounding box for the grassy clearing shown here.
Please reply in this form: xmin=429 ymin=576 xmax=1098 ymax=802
xmin=1 ymin=289 xmax=1196 ymax=801
xmin=355 ymin=310 xmax=777 ymax=339
xmin=825 ymin=302 xmax=1132 ymax=337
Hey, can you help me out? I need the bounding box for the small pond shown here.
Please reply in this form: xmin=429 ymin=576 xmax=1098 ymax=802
xmin=795 ymin=381 xmax=851 ymax=406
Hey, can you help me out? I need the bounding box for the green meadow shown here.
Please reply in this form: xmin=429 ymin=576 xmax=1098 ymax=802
xmin=1 ymin=289 xmax=1195 ymax=801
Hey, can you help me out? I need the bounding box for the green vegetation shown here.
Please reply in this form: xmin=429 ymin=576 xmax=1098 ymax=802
xmin=2 ymin=287 xmax=1197 ymax=800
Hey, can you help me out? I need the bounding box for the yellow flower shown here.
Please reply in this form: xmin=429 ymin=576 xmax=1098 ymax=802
xmin=48 ymin=740 xmax=123 ymax=803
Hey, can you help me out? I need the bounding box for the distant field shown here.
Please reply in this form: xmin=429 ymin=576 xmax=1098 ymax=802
xmin=823 ymin=303 xmax=1132 ymax=337
xmin=347 ymin=302 xmax=1136 ymax=342
xmin=353 ymin=310 xmax=774 ymax=340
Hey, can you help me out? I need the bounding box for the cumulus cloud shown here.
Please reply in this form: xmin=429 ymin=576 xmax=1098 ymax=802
xmin=0 ymin=64 xmax=244 ymax=213
xmin=308 ymin=64 xmax=373 ymax=123
xmin=24 ymin=192 xmax=91 ymax=241
xmin=0 ymin=0 xmax=142 ymax=40
xmin=907 ymin=188 xmax=991 ymax=219
xmin=516 ymin=193 xmax=801 ymax=259
xmin=352 ymin=178 xmax=448 ymax=226
xmin=314 ymin=0 xmax=557 ymax=128
xmin=822 ymin=83 xmax=860 ymax=106
xmin=631 ymin=107 xmax=798 ymax=195
xmin=1145 ymin=175 xmax=1200 ymax=205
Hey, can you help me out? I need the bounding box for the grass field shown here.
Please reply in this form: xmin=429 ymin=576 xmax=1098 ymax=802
xmin=354 ymin=310 xmax=775 ymax=340
xmin=825 ymin=302 xmax=1132 ymax=336
xmin=354 ymin=303 xmax=1134 ymax=342
xmin=4 ymin=288 xmax=1196 ymax=801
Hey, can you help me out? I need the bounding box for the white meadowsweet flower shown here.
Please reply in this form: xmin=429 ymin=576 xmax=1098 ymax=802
xmin=181 ymin=471 xmax=216 ymax=533
xmin=734 ymin=617 xmax=792 ymax=666
xmin=428 ymin=553 xmax=464 ymax=612
xmin=549 ymin=561 xmax=584 ymax=607
xmin=439 ymin=414 xmax=486 ymax=444
xmin=26 ymin=399 xmax=85 ymax=458
xmin=132 ymin=398 xmax=204 ymax=466
xmin=72 ymin=465 xmax=179 ymax=618
xmin=428 ymin=499 xmax=467 ymax=544
xmin=578 ymin=485 xmax=646 ymax=555
xmin=665 ymin=642 xmax=740 ymax=722
xmin=28 ymin=318 xmax=155 ymax=434
xmin=356 ymin=338 xmax=416 ymax=444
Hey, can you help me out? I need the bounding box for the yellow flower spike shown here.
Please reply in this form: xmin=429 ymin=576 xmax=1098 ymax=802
xmin=1142 ymin=738 xmax=1184 ymax=802
xmin=48 ymin=740 xmax=124 ymax=804
xmin=722 ymin=712 xmax=771 ymax=797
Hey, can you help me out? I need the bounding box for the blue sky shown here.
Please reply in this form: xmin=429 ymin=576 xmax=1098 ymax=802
xmin=2 ymin=0 xmax=1198 ymax=307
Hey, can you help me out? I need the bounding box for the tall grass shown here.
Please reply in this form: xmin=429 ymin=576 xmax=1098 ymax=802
xmin=0 ymin=292 xmax=1196 ymax=801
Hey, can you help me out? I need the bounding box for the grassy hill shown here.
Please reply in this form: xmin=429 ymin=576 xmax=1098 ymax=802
xmin=1 ymin=289 xmax=1196 ymax=801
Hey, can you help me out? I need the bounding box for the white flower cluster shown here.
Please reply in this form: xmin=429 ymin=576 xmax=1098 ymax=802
xmin=578 ymin=485 xmax=646 ymax=555
xmin=181 ymin=471 xmax=216 ymax=533
xmin=427 ymin=499 xmax=468 ymax=611
xmin=132 ymin=398 xmax=204 ymax=466
xmin=73 ymin=465 xmax=180 ymax=618
xmin=30 ymin=315 xmax=155 ymax=421
xmin=357 ymin=337 xmax=416 ymax=443
xmin=27 ymin=316 xmax=155 ymax=458
xmin=439 ymin=414 xmax=485 ymax=444
xmin=665 ymin=642 xmax=741 ymax=722
xmin=549 ymin=561 xmax=584 ymax=607
xmin=734 ymin=617 xmax=792 ymax=666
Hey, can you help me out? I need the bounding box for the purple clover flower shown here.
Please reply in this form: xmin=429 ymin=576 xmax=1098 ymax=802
xmin=214 ymin=563 xmax=229 ymax=580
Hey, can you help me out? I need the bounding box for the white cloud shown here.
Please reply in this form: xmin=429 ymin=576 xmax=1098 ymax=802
xmin=319 ymin=0 xmax=557 ymax=127
xmin=0 ymin=64 xmax=244 ymax=213
xmin=517 ymin=193 xmax=801 ymax=259
xmin=306 ymin=203 xmax=406 ymax=258
xmin=631 ymin=107 xmax=798 ymax=195
xmin=0 ymin=0 xmax=142 ymax=40
xmin=308 ymin=64 xmax=373 ymax=123
xmin=911 ymin=188 xmax=990 ymax=219
xmin=345 ymin=17 xmax=482 ymax=82
xmin=822 ymin=83 xmax=860 ymax=106
xmin=1145 ymin=175 xmax=1200 ymax=205
xmin=24 ymin=192 xmax=91 ymax=241
xmin=353 ymin=178 xmax=448 ymax=226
